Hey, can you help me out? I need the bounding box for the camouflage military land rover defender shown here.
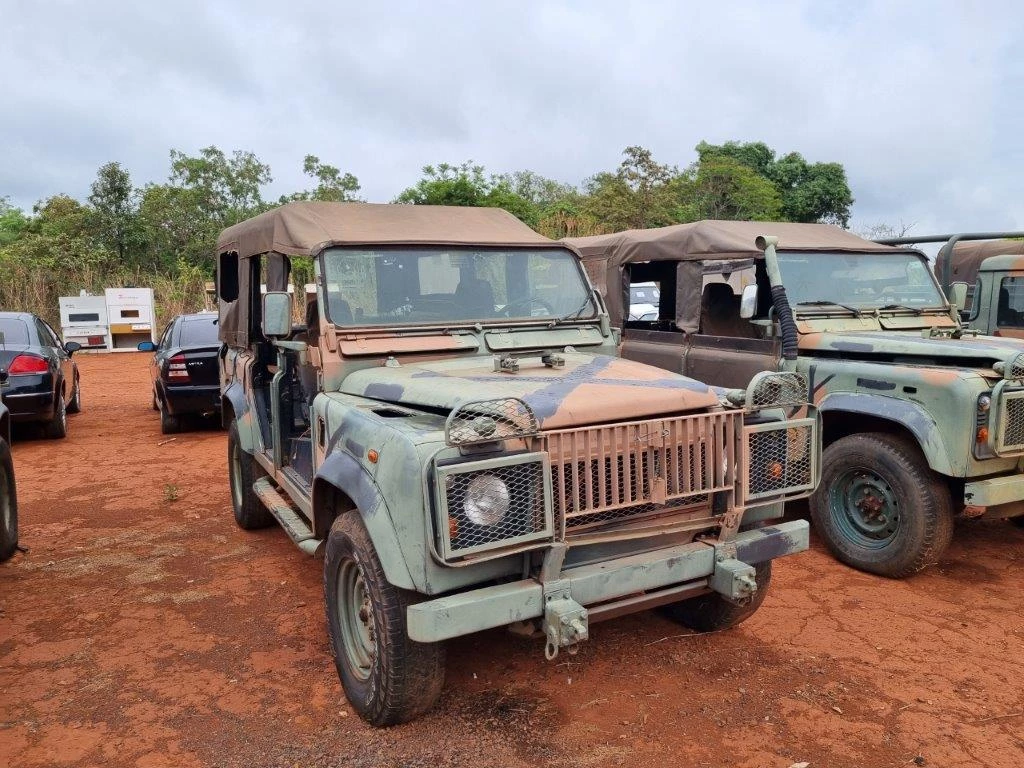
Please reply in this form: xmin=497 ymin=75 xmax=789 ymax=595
xmin=217 ymin=202 xmax=820 ymax=725
xmin=568 ymin=221 xmax=1024 ymax=578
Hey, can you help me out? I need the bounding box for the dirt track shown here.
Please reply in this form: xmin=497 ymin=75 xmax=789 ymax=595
xmin=1 ymin=353 xmax=1022 ymax=768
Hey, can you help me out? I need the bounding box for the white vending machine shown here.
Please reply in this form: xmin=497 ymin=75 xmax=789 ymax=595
xmin=104 ymin=287 xmax=156 ymax=351
xmin=59 ymin=293 xmax=110 ymax=350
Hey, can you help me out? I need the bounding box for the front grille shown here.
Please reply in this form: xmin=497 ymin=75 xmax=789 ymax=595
xmin=435 ymin=453 xmax=553 ymax=559
xmin=997 ymin=390 xmax=1024 ymax=453
xmin=1010 ymin=353 xmax=1024 ymax=380
xmin=741 ymin=418 xmax=817 ymax=502
xmin=539 ymin=412 xmax=739 ymax=533
xmin=747 ymin=371 xmax=808 ymax=409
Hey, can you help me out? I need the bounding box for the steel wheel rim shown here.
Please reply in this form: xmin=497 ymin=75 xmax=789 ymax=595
xmin=829 ymin=466 xmax=902 ymax=548
xmin=337 ymin=559 xmax=375 ymax=681
xmin=229 ymin=440 xmax=243 ymax=511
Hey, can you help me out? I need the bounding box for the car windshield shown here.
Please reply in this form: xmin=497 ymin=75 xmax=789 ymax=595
xmin=0 ymin=318 xmax=31 ymax=345
xmin=777 ymin=251 xmax=946 ymax=311
xmin=179 ymin=316 xmax=219 ymax=345
xmin=630 ymin=283 xmax=660 ymax=304
xmin=321 ymin=246 xmax=597 ymax=326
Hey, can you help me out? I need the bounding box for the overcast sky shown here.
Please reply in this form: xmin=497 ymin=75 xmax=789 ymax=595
xmin=2 ymin=0 xmax=1021 ymax=234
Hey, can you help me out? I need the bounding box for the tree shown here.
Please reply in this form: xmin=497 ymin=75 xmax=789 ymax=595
xmin=283 ymin=155 xmax=361 ymax=203
xmin=168 ymin=146 xmax=272 ymax=226
xmin=88 ymin=161 xmax=141 ymax=260
xmin=694 ymin=141 xmax=854 ymax=226
xmin=0 ymin=198 xmax=30 ymax=246
xmin=395 ymin=162 xmax=539 ymax=225
xmin=582 ymin=146 xmax=679 ymax=231
xmin=677 ymin=157 xmax=782 ymax=222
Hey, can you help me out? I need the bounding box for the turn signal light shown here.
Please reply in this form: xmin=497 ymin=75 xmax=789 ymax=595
xmin=8 ymin=354 xmax=48 ymax=375
xmin=448 ymin=515 xmax=458 ymax=541
xmin=976 ymin=427 xmax=989 ymax=444
xmin=767 ymin=460 xmax=785 ymax=480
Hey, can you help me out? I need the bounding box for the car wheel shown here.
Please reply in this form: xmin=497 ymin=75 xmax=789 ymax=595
xmin=660 ymin=561 xmax=771 ymax=632
xmin=66 ymin=376 xmax=82 ymax=414
xmin=810 ymin=432 xmax=954 ymax=578
xmin=324 ymin=513 xmax=445 ymax=726
xmin=151 ymin=389 xmax=159 ymax=412
xmin=43 ymin=393 xmax=68 ymax=440
xmin=159 ymin=400 xmax=182 ymax=435
xmin=227 ymin=420 xmax=273 ymax=529
xmin=0 ymin=439 xmax=18 ymax=562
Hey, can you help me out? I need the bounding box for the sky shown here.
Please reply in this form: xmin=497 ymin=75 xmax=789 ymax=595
xmin=2 ymin=0 xmax=1022 ymax=235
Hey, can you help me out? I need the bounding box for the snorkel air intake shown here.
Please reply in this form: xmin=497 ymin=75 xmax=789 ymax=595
xmin=757 ymin=235 xmax=799 ymax=361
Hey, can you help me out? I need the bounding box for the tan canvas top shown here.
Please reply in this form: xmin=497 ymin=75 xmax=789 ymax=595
xmin=938 ymin=239 xmax=1024 ymax=285
xmin=217 ymin=201 xmax=558 ymax=258
xmin=564 ymin=220 xmax=915 ymax=265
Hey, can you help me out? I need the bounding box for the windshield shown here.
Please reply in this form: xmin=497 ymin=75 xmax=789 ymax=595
xmin=630 ymin=283 xmax=660 ymax=305
xmin=777 ymin=251 xmax=946 ymax=311
xmin=0 ymin=318 xmax=31 ymax=346
xmin=321 ymin=246 xmax=596 ymax=326
xmin=997 ymin=276 xmax=1024 ymax=328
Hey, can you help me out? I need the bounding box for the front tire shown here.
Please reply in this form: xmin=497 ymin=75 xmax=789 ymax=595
xmin=0 ymin=440 xmax=18 ymax=562
xmin=810 ymin=433 xmax=954 ymax=578
xmin=42 ymin=393 xmax=67 ymax=440
xmin=661 ymin=561 xmax=772 ymax=632
xmin=324 ymin=513 xmax=445 ymax=726
xmin=66 ymin=376 xmax=81 ymax=414
xmin=227 ymin=420 xmax=273 ymax=529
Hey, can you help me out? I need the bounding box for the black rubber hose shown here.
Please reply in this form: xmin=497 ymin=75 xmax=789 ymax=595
xmin=771 ymin=285 xmax=799 ymax=361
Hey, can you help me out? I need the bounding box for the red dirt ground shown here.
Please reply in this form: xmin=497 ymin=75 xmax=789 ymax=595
xmin=1 ymin=353 xmax=1022 ymax=768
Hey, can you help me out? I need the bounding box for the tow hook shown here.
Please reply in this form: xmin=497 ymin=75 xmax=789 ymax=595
xmin=542 ymin=581 xmax=588 ymax=661
xmin=710 ymin=551 xmax=759 ymax=604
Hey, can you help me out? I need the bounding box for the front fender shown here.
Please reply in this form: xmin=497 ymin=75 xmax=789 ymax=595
xmin=222 ymin=381 xmax=260 ymax=452
xmin=819 ymin=392 xmax=956 ymax=475
xmin=313 ymin=450 xmax=416 ymax=590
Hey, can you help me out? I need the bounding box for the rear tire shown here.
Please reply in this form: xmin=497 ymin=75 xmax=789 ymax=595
xmin=660 ymin=561 xmax=772 ymax=632
xmin=159 ymin=400 xmax=181 ymax=435
xmin=43 ymin=394 xmax=67 ymax=440
xmin=324 ymin=513 xmax=445 ymax=726
xmin=66 ymin=376 xmax=81 ymax=414
xmin=0 ymin=440 xmax=18 ymax=562
xmin=810 ymin=433 xmax=954 ymax=578
xmin=227 ymin=420 xmax=273 ymax=529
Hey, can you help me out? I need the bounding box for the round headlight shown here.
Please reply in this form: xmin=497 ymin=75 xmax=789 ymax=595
xmin=464 ymin=474 xmax=510 ymax=526
xmin=978 ymin=395 xmax=992 ymax=413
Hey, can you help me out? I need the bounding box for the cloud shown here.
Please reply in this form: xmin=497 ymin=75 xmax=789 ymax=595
xmin=1 ymin=0 xmax=1021 ymax=234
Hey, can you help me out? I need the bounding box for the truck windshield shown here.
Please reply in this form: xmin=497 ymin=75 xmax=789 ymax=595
xmin=997 ymin=276 xmax=1024 ymax=328
xmin=777 ymin=251 xmax=946 ymax=312
xmin=321 ymin=246 xmax=596 ymax=326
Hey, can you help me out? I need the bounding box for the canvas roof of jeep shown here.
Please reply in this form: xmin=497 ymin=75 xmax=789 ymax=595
xmin=217 ymin=201 xmax=558 ymax=259
xmin=564 ymin=220 xmax=916 ymax=266
xmin=936 ymin=238 xmax=1024 ymax=286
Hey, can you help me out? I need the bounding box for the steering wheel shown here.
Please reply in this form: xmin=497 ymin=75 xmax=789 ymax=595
xmin=504 ymin=297 xmax=555 ymax=318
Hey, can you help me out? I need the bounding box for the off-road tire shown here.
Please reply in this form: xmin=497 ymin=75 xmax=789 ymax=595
xmin=810 ymin=432 xmax=954 ymax=578
xmin=324 ymin=513 xmax=445 ymax=726
xmin=159 ymin=400 xmax=182 ymax=435
xmin=660 ymin=561 xmax=772 ymax=632
xmin=66 ymin=376 xmax=81 ymax=414
xmin=0 ymin=440 xmax=18 ymax=562
xmin=227 ymin=420 xmax=273 ymax=529
xmin=43 ymin=393 xmax=67 ymax=440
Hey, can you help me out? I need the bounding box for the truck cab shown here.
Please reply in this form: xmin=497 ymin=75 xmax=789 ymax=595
xmin=217 ymin=202 xmax=820 ymax=725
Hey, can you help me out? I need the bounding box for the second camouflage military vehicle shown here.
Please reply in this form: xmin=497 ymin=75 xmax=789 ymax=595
xmin=568 ymin=221 xmax=1024 ymax=579
xmin=217 ymin=202 xmax=820 ymax=725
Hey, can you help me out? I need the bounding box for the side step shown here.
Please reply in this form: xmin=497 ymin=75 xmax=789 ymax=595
xmin=253 ymin=477 xmax=322 ymax=555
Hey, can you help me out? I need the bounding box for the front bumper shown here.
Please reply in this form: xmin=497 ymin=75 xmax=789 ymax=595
xmin=407 ymin=519 xmax=809 ymax=643
xmin=963 ymin=473 xmax=1024 ymax=518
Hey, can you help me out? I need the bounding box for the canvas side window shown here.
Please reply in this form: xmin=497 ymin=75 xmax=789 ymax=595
xmin=997 ymin=277 xmax=1024 ymax=327
xmin=219 ymin=252 xmax=239 ymax=302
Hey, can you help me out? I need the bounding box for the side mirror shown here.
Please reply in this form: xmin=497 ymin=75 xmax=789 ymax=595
xmin=262 ymin=291 xmax=293 ymax=339
xmin=949 ymin=282 xmax=968 ymax=312
xmin=64 ymin=341 xmax=82 ymax=355
xmin=739 ymin=284 xmax=758 ymax=319
xmin=137 ymin=341 xmax=157 ymax=352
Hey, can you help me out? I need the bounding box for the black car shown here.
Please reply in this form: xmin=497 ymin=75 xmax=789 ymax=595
xmin=0 ymin=312 xmax=81 ymax=439
xmin=0 ymin=383 xmax=18 ymax=561
xmin=139 ymin=312 xmax=221 ymax=434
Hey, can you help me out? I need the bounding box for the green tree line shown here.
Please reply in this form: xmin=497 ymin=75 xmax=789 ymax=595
xmin=0 ymin=141 xmax=853 ymax=328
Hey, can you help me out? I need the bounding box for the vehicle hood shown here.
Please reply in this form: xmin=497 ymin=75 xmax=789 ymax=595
xmin=340 ymin=352 xmax=721 ymax=429
xmin=799 ymin=330 xmax=1024 ymax=368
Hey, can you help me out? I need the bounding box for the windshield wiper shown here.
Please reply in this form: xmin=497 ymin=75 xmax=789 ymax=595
xmin=550 ymin=296 xmax=595 ymax=326
xmin=877 ymin=303 xmax=925 ymax=316
xmin=795 ymin=300 xmax=864 ymax=317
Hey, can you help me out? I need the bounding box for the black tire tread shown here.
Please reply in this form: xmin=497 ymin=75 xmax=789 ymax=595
xmin=660 ymin=561 xmax=771 ymax=632
xmin=324 ymin=513 xmax=445 ymax=726
xmin=0 ymin=440 xmax=18 ymax=562
xmin=810 ymin=432 xmax=954 ymax=578
xmin=66 ymin=377 xmax=81 ymax=414
xmin=228 ymin=421 xmax=273 ymax=529
xmin=42 ymin=394 xmax=67 ymax=440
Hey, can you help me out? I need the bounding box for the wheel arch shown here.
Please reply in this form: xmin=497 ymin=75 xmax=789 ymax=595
xmin=818 ymin=393 xmax=956 ymax=476
xmin=313 ymin=452 xmax=416 ymax=591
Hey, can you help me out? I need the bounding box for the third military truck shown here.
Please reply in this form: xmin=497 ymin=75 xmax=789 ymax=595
xmin=568 ymin=221 xmax=1024 ymax=578
xmin=217 ymin=202 xmax=819 ymax=725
